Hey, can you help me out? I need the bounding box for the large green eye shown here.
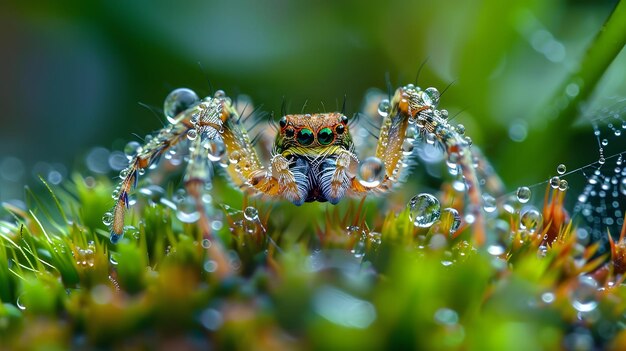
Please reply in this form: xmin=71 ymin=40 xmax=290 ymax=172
xmin=317 ymin=127 xmax=334 ymax=145
xmin=297 ymin=128 xmax=314 ymax=146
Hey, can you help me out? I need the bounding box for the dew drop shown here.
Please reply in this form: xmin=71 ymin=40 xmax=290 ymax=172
xmin=549 ymin=176 xmax=560 ymax=189
xmin=357 ymin=157 xmax=386 ymax=187
xmin=516 ymin=186 xmax=531 ymax=204
xmin=520 ymin=208 xmax=542 ymax=233
xmin=487 ymin=244 xmax=505 ymax=256
xmin=456 ymin=124 xmax=465 ymax=135
xmin=621 ymin=178 xmax=626 ymax=195
xmin=176 ymin=196 xmax=200 ymax=223
xmin=408 ymin=193 xmax=441 ymax=228
xmin=164 ymin=88 xmax=199 ymax=124
xmin=124 ymin=141 xmax=142 ymax=160
xmin=482 ymin=194 xmax=497 ymax=213
xmin=377 ymin=99 xmax=390 ymax=117
xmin=559 ymin=179 xmax=568 ymax=191
xmin=110 ymin=232 xmax=123 ymax=244
xmin=102 ymin=212 xmax=114 ymax=226
xmin=557 ymin=164 xmax=566 ymax=175
xmin=201 ymin=238 xmax=212 ymax=249
xmin=572 ymin=276 xmax=598 ymax=312
xmin=423 ymin=87 xmax=440 ymax=108
xmin=601 ymin=139 xmax=608 ymax=146
xmin=187 ymin=129 xmax=198 ymax=141
xmin=441 ymin=207 xmax=461 ymax=235
xmin=243 ymin=206 xmax=259 ymax=221
xmin=206 ymin=138 xmax=226 ymax=162
xmin=401 ymin=139 xmax=414 ymax=155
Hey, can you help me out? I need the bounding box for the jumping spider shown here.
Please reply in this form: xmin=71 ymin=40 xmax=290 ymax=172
xmin=107 ymin=83 xmax=493 ymax=247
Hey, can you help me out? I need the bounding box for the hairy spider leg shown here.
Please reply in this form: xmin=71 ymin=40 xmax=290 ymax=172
xmin=111 ymin=109 xmax=196 ymax=241
xmin=349 ymin=86 xmax=488 ymax=245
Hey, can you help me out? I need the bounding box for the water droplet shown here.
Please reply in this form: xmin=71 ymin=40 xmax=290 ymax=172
xmin=620 ymin=178 xmax=626 ymax=195
xmin=541 ymin=292 xmax=555 ymax=304
xmin=549 ymin=176 xmax=560 ymax=189
xmin=516 ymin=186 xmax=531 ymax=204
xmin=358 ymin=157 xmax=386 ymax=187
xmin=487 ymin=244 xmax=505 ymax=256
xmin=572 ymin=276 xmax=598 ymax=312
xmin=423 ymin=87 xmax=440 ymax=108
xmin=377 ymin=99 xmax=390 ymax=117
xmin=434 ymin=308 xmax=458 ymax=326
xmin=482 ymin=194 xmax=497 ymax=213
xmin=206 ymin=138 xmax=226 ymax=162
xmin=520 ymin=208 xmax=542 ymax=233
xmin=164 ymin=88 xmax=199 ymax=124
xmin=203 ymin=260 xmax=218 ymax=273
xmin=601 ymin=139 xmax=608 ymax=146
xmin=441 ymin=208 xmax=461 ymax=235
xmin=201 ymin=238 xmax=212 ymax=249
xmin=408 ymin=193 xmax=441 ymax=228
xmin=557 ymin=164 xmax=566 ymax=175
xmin=559 ymin=179 xmax=568 ymax=191
xmin=124 ymin=141 xmax=142 ymax=160
xmin=176 ymin=196 xmax=200 ymax=223
xmin=102 ymin=212 xmax=113 ymax=226
xmin=243 ymin=206 xmax=259 ymax=221
xmin=110 ymin=232 xmax=123 ymax=244
xmin=456 ymin=124 xmax=465 ymax=135
xmin=187 ymin=129 xmax=198 ymax=141
xmin=401 ymin=139 xmax=414 ymax=155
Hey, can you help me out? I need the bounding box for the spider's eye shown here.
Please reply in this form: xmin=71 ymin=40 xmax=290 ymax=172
xmin=335 ymin=124 xmax=345 ymax=135
xmin=340 ymin=115 xmax=349 ymax=125
xmin=297 ymin=128 xmax=314 ymax=146
xmin=279 ymin=116 xmax=287 ymax=128
xmin=285 ymin=127 xmax=295 ymax=138
xmin=317 ymin=127 xmax=334 ymax=145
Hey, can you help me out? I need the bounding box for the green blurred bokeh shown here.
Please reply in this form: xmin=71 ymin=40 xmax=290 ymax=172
xmin=0 ymin=0 xmax=624 ymax=200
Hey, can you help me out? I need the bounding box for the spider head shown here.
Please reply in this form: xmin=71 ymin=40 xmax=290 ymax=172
xmin=275 ymin=113 xmax=353 ymax=156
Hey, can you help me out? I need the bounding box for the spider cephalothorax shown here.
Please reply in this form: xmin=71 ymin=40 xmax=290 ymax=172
xmin=274 ymin=113 xmax=358 ymax=205
xmin=107 ymin=84 xmax=493 ymax=247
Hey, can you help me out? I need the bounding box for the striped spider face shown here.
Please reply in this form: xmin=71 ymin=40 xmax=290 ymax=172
xmin=275 ymin=113 xmax=353 ymax=156
xmin=273 ymin=113 xmax=356 ymax=204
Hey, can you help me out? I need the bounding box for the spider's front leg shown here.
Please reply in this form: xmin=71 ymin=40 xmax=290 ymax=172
xmin=353 ymin=85 xmax=488 ymax=245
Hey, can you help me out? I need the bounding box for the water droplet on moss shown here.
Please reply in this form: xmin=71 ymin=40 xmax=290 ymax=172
xmin=408 ymin=193 xmax=441 ymax=228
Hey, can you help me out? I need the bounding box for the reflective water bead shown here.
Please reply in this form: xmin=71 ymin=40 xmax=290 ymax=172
xmin=572 ymin=276 xmax=598 ymax=312
xmin=110 ymin=232 xmax=123 ymax=244
xmin=408 ymin=193 xmax=441 ymax=228
xmin=549 ymin=176 xmax=560 ymax=189
xmin=441 ymin=207 xmax=461 ymax=235
xmin=557 ymin=164 xmax=566 ymax=175
xmin=401 ymin=139 xmax=414 ymax=155
xmin=357 ymin=157 xmax=386 ymax=187
xmin=456 ymin=124 xmax=465 ymax=135
xmin=620 ymin=178 xmax=626 ymax=195
xmin=601 ymin=138 xmax=608 ymax=146
xmin=482 ymin=194 xmax=497 ymax=213
xmin=423 ymin=87 xmax=440 ymax=108
xmin=516 ymin=186 xmax=531 ymax=204
xmin=187 ymin=129 xmax=198 ymax=141
xmin=176 ymin=196 xmax=200 ymax=223
xmin=206 ymin=138 xmax=226 ymax=162
xmin=243 ymin=206 xmax=259 ymax=221
xmin=124 ymin=141 xmax=142 ymax=160
xmin=558 ymin=179 xmax=568 ymax=191
xmin=520 ymin=208 xmax=542 ymax=233
xmin=377 ymin=99 xmax=390 ymax=117
xmin=164 ymin=88 xmax=199 ymax=124
xmin=102 ymin=212 xmax=114 ymax=226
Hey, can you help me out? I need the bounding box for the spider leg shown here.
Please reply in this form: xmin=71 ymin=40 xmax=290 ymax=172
xmin=349 ymin=85 xmax=490 ymax=245
xmin=320 ymin=150 xmax=357 ymax=204
xmin=110 ymin=109 xmax=196 ymax=242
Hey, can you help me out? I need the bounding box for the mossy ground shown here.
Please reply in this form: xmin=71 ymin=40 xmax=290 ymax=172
xmin=1 ymin=174 xmax=625 ymax=351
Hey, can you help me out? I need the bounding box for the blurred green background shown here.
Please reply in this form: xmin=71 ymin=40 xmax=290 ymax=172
xmin=0 ymin=0 xmax=624 ymax=202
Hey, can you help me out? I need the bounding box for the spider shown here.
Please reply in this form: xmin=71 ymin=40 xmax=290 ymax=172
xmin=106 ymin=83 xmax=494 ymax=250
